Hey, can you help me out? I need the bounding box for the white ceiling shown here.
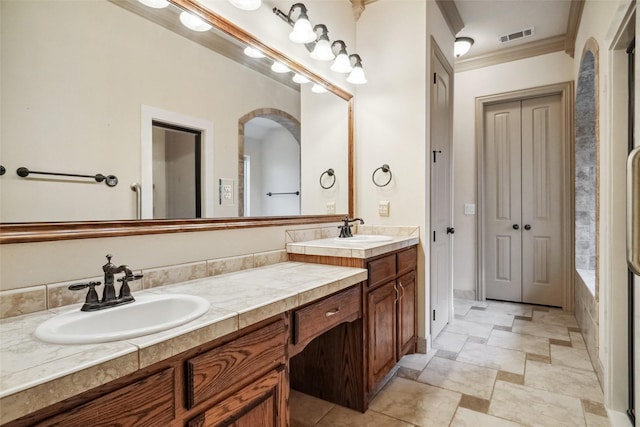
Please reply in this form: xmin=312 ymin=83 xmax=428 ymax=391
xmin=454 ymin=0 xmax=573 ymax=59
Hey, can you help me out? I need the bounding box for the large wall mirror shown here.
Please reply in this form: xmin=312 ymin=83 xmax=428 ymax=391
xmin=0 ymin=0 xmax=353 ymax=243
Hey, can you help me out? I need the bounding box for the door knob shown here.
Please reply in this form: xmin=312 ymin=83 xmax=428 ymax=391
xmin=524 ymin=224 xmax=531 ymax=230
xmin=513 ymin=224 xmax=520 ymax=230
xmin=446 ymin=227 xmax=455 ymax=234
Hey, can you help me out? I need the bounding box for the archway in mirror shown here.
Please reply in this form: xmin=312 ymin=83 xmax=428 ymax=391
xmin=238 ymin=108 xmax=301 ymax=217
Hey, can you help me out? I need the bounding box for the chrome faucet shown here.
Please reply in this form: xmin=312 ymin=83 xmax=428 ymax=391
xmin=338 ymin=216 xmax=364 ymax=238
xmin=69 ymin=254 xmax=143 ymax=311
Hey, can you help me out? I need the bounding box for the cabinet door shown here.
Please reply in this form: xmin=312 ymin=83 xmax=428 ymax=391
xmin=187 ymin=368 xmax=288 ymax=427
xmin=367 ymin=281 xmax=397 ymax=391
xmin=397 ymin=271 xmax=417 ymax=357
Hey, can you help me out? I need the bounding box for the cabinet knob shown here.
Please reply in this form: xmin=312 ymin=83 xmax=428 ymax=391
xmin=524 ymin=224 xmax=532 ymax=230
xmin=512 ymin=224 xmax=520 ymax=230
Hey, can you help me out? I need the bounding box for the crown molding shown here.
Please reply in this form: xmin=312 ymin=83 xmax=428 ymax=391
xmin=455 ymin=34 xmax=566 ymax=72
xmin=350 ymin=0 xmax=379 ymax=20
xmin=436 ymin=0 xmax=464 ymax=36
xmin=565 ymin=0 xmax=585 ymax=57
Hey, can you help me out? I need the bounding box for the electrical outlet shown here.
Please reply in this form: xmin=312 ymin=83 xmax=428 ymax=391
xmin=378 ymin=201 xmax=390 ymax=217
xmin=219 ymin=179 xmax=234 ymax=206
xmin=326 ymin=201 xmax=336 ymax=214
xmin=464 ymin=203 xmax=476 ymax=215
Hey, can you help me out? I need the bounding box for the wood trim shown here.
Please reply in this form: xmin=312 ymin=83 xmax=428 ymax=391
xmin=455 ymin=35 xmax=566 ymax=73
xmin=436 ymin=0 xmax=465 ymax=37
xmin=475 ymin=81 xmax=575 ymax=310
xmin=1 ymin=0 xmax=355 ymax=244
xmin=565 ymin=0 xmax=585 ymax=57
xmin=0 ymin=215 xmax=345 ymax=244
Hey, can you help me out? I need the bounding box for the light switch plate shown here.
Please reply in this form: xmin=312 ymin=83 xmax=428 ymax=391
xmin=326 ymin=201 xmax=336 ymax=214
xmin=379 ymin=201 xmax=390 ymax=217
xmin=464 ymin=203 xmax=476 ymax=215
xmin=219 ymin=179 xmax=234 ymax=206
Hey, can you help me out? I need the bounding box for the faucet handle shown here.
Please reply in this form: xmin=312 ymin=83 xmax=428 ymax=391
xmin=68 ymin=281 xmax=101 ymax=307
xmin=68 ymin=281 xmax=101 ymax=291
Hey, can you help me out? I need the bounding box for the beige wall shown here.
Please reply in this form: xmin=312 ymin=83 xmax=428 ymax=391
xmin=452 ymin=52 xmax=574 ymax=296
xmin=355 ymin=0 xmax=453 ymax=344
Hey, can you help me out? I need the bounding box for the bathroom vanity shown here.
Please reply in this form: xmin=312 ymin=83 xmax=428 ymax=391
xmin=0 ymin=234 xmax=417 ymax=426
xmin=287 ymin=234 xmax=419 ymax=402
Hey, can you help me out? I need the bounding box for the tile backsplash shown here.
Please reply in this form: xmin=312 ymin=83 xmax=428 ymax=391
xmin=0 ymin=249 xmax=288 ymax=319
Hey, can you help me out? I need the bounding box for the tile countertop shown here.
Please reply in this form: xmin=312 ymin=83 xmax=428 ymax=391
xmin=0 ymin=262 xmax=367 ymax=424
xmin=287 ymin=235 xmax=420 ymax=259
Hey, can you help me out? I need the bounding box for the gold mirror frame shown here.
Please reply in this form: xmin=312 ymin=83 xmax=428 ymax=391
xmin=0 ymin=0 xmax=354 ymax=244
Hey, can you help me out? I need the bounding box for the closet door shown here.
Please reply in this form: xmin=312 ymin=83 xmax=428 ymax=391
xmin=521 ymin=95 xmax=564 ymax=306
xmin=484 ymin=101 xmax=523 ymax=302
xmin=484 ymin=96 xmax=564 ymax=306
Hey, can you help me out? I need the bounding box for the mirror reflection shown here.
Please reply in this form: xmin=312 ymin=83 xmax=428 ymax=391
xmin=0 ymin=0 xmax=349 ymax=223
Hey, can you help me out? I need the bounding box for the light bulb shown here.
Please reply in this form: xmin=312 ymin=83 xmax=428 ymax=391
xmin=293 ymin=74 xmax=311 ymax=84
xmin=346 ymin=65 xmax=367 ymax=84
xmin=311 ymin=84 xmax=327 ymax=93
xmin=179 ymin=11 xmax=212 ymax=32
xmin=330 ymin=52 xmax=352 ymax=73
xmin=271 ymin=61 xmax=290 ymax=73
xmin=228 ymin=0 xmax=261 ymax=10
xmin=244 ymin=46 xmax=265 ymax=58
xmin=289 ymin=17 xmax=316 ymax=44
xmin=137 ymin=0 xmax=169 ymax=8
xmin=310 ymin=39 xmax=335 ymax=61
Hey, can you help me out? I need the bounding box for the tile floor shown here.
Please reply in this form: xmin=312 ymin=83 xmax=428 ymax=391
xmin=291 ymin=298 xmax=610 ymax=427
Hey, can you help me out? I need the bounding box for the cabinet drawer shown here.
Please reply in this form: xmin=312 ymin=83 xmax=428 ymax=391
xmin=36 ymin=368 xmax=175 ymax=426
xmin=185 ymin=319 xmax=286 ymax=409
xmin=368 ymin=254 xmax=396 ymax=288
xmin=397 ymin=247 xmax=417 ymax=274
xmin=293 ymin=286 xmax=361 ymax=348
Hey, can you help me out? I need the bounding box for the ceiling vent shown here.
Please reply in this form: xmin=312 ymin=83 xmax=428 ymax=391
xmin=499 ymin=27 xmax=534 ymax=43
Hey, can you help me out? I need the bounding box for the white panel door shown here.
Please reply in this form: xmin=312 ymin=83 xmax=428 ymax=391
xmin=521 ymin=95 xmax=564 ymax=306
xmin=430 ymin=50 xmax=453 ymax=337
xmin=484 ymin=96 xmax=564 ymax=307
xmin=484 ymin=101 xmax=523 ymax=303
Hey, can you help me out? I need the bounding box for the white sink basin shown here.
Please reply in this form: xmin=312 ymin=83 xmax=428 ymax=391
xmin=333 ymin=235 xmax=394 ymax=244
xmin=35 ymin=294 xmax=210 ymax=345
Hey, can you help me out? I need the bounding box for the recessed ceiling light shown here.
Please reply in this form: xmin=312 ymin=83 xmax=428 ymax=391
xmin=271 ymin=61 xmax=290 ymax=73
xmin=244 ymin=46 xmax=265 ymax=58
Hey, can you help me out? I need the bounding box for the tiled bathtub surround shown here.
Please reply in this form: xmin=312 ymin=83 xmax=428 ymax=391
xmin=575 ymin=49 xmax=597 ymax=272
xmin=0 ymin=249 xmax=288 ymax=319
xmin=292 ymin=298 xmax=609 ymax=427
xmin=574 ymin=271 xmax=603 ymax=386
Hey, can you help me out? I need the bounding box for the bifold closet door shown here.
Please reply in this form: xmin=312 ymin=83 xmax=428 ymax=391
xmin=520 ymin=95 xmax=563 ymax=306
xmin=484 ymin=100 xmax=523 ymax=302
xmin=484 ymin=95 xmax=563 ymax=306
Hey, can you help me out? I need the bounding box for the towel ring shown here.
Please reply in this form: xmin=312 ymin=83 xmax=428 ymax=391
xmin=320 ymin=168 xmax=336 ymax=189
xmin=372 ymin=164 xmax=392 ymax=187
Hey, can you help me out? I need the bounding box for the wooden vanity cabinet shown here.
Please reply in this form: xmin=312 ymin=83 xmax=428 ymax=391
xmin=289 ymin=245 xmax=418 ymax=402
xmin=365 ymin=247 xmax=417 ymax=394
xmin=6 ymin=317 xmax=288 ymax=427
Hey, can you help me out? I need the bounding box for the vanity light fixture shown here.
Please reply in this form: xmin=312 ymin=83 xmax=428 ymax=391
xmin=454 ymin=37 xmax=474 ymax=57
xmin=228 ymin=0 xmax=261 ymax=11
xmin=311 ymin=83 xmax=327 ymax=93
xmin=244 ymin=46 xmax=265 ymax=58
xmin=293 ymin=73 xmax=311 ymax=84
xmin=271 ymin=61 xmax=291 ymax=73
xmin=137 ymin=0 xmax=169 ymax=8
xmin=179 ymin=11 xmax=212 ymax=32
xmin=346 ymin=54 xmax=367 ymax=85
xmin=330 ymin=41 xmax=352 ymax=73
xmin=310 ymin=25 xmax=335 ymax=61
xmin=287 ymin=3 xmax=316 ymax=44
